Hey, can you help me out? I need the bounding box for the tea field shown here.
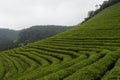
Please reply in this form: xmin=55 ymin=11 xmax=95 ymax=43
xmin=0 ymin=3 xmax=120 ymax=80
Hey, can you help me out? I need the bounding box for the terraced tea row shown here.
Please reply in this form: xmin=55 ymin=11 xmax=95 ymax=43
xmin=0 ymin=37 xmax=120 ymax=80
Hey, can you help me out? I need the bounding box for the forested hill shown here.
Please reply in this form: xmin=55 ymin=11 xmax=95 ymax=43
xmin=16 ymin=25 xmax=71 ymax=45
xmin=0 ymin=25 xmax=71 ymax=51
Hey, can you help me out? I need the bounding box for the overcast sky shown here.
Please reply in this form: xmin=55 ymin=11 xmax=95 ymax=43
xmin=0 ymin=0 xmax=106 ymax=30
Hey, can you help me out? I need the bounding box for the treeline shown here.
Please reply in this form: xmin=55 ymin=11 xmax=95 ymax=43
xmin=82 ymin=0 xmax=120 ymax=23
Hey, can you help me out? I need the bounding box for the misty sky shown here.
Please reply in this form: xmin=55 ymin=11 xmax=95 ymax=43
xmin=0 ymin=0 xmax=106 ymax=30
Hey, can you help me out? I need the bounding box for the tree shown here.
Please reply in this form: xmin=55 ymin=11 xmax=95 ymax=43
xmin=88 ymin=11 xmax=94 ymax=17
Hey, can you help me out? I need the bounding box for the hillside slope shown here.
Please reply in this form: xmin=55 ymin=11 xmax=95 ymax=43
xmin=0 ymin=3 xmax=120 ymax=80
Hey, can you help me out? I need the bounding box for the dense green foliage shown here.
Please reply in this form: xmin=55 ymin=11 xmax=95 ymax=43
xmin=0 ymin=2 xmax=120 ymax=80
xmin=17 ymin=25 xmax=70 ymax=45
